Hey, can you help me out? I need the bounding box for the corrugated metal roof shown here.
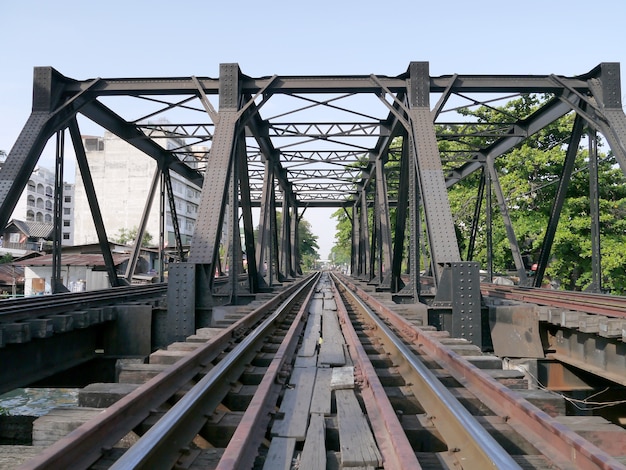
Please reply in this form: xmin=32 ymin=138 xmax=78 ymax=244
xmin=10 ymin=220 xmax=54 ymax=239
xmin=0 ymin=264 xmax=24 ymax=285
xmin=13 ymin=253 xmax=130 ymax=267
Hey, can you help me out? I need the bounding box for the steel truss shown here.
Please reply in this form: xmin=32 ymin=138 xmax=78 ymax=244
xmin=2 ymin=62 xmax=626 ymax=345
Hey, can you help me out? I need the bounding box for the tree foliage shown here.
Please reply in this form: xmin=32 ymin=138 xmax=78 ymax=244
xmin=298 ymin=217 xmax=320 ymax=271
xmin=255 ymin=212 xmax=320 ymax=271
xmin=330 ymin=94 xmax=626 ymax=293
xmin=113 ymin=227 xmax=154 ymax=247
xmin=449 ymin=95 xmax=626 ymax=293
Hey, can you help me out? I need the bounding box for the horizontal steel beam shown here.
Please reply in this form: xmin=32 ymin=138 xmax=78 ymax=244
xmin=61 ymin=73 xmax=593 ymax=97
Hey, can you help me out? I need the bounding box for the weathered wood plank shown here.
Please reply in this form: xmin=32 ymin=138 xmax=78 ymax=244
xmin=323 ymin=297 xmax=337 ymax=311
xmin=299 ymin=413 xmax=326 ymax=469
xmin=330 ymin=366 xmax=355 ymax=390
xmin=0 ymin=446 xmax=46 ymax=468
xmin=294 ymin=354 xmax=318 ymax=368
xmin=32 ymin=408 xmax=103 ymax=447
xmin=322 ymin=311 xmax=342 ymax=342
xmin=319 ymin=309 xmax=346 ymax=366
xmin=318 ymin=340 xmax=345 ymax=366
xmin=271 ymin=367 xmax=317 ymax=440
xmin=309 ymin=297 xmax=324 ymax=315
xmin=263 ymin=437 xmax=296 ymax=470
xmin=299 ymin=312 xmax=321 ymax=357
xmin=336 ymin=390 xmax=382 ymax=467
xmin=310 ymin=367 xmax=333 ymax=415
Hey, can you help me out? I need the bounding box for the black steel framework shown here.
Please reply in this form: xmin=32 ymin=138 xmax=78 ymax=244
xmin=2 ymin=62 xmax=626 ymax=345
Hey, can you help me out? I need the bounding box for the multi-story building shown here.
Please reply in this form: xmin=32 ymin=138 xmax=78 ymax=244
xmin=73 ymin=132 xmax=203 ymax=248
xmin=2 ymin=158 xmax=76 ymax=246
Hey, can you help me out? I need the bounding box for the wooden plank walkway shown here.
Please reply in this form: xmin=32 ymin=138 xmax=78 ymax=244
xmin=267 ymin=283 xmax=382 ymax=468
xmin=271 ymin=366 xmax=317 ymax=440
xmin=336 ymin=389 xmax=382 ymax=467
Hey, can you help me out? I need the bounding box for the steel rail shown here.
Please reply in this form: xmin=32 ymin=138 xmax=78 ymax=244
xmin=332 ymin=273 xmax=519 ymax=470
xmin=18 ymin=275 xmax=314 ymax=470
xmin=215 ymin=273 xmax=319 ymax=469
xmin=339 ymin=274 xmax=626 ymax=470
xmin=0 ymin=275 xmax=249 ymax=323
xmin=0 ymin=283 xmax=167 ymax=323
xmin=482 ymin=284 xmax=626 ymax=318
xmin=109 ymin=273 xmax=319 ymax=470
xmin=329 ymin=275 xmax=422 ymax=469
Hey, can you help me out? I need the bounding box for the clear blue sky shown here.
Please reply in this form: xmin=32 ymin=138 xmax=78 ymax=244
xmin=2 ymin=0 xmax=625 ymax=258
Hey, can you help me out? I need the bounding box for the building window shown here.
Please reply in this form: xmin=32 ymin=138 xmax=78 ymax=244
xmin=45 ymin=200 xmax=53 ymax=211
xmin=27 ymin=180 xmax=35 ymax=192
xmin=84 ymin=138 xmax=104 ymax=151
xmin=27 ymin=195 xmax=35 ymax=207
xmin=63 ymin=220 xmax=70 ymax=227
xmin=9 ymin=233 xmax=20 ymax=243
xmin=44 ymin=214 xmax=52 ymax=223
xmin=36 ymin=212 xmax=43 ymax=222
xmin=26 ymin=210 xmax=34 ymax=221
xmin=36 ymin=198 xmax=44 ymax=209
xmin=37 ymin=183 xmax=44 ymax=194
xmin=45 ymin=186 xmax=53 ymax=197
xmin=63 ymin=207 xmax=71 ymax=215
xmin=64 ymin=195 xmax=72 ymax=203
xmin=63 ymin=233 xmax=70 ymax=240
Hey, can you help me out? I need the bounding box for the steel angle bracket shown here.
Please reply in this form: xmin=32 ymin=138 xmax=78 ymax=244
xmin=431 ymin=262 xmax=483 ymax=347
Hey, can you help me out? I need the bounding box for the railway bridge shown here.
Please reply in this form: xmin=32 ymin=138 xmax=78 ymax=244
xmin=2 ymin=62 xmax=626 ymax=468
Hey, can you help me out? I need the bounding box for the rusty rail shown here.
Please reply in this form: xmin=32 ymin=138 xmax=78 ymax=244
xmin=330 ymin=276 xmax=423 ymax=469
xmin=338 ymin=274 xmax=626 ymax=470
xmin=18 ymin=274 xmax=316 ymax=470
xmin=482 ymin=284 xmax=626 ymax=318
xmin=332 ymin=273 xmax=519 ymax=470
xmin=215 ymin=273 xmax=319 ymax=469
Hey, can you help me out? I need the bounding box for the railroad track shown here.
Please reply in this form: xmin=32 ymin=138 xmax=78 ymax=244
xmin=7 ymin=272 xmax=626 ymax=469
xmin=481 ymin=284 xmax=626 ymax=318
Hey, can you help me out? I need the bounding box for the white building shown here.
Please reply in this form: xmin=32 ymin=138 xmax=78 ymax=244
xmin=73 ymin=132 xmax=203 ymax=247
xmin=5 ymin=162 xmax=75 ymax=246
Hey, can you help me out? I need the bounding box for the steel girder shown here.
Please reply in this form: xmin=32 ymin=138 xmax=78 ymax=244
xmin=3 ymin=62 xmax=626 ymax=317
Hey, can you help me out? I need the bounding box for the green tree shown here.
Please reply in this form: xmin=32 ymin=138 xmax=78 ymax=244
xmin=254 ymin=212 xmax=320 ymax=271
xmin=330 ymin=208 xmax=352 ymax=266
xmin=298 ymin=218 xmax=320 ymax=271
xmin=113 ymin=227 xmax=154 ymax=247
xmin=448 ymin=95 xmax=626 ymax=293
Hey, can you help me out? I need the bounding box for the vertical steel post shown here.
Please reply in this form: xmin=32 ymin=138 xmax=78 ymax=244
xmin=290 ymin=206 xmax=300 ymax=275
xmin=407 ymin=62 xmax=461 ymax=285
xmin=589 ymin=130 xmax=602 ymax=293
xmin=391 ymin=135 xmax=409 ymax=293
xmin=159 ymin=172 xmax=165 ymax=283
xmin=359 ymin=185 xmax=371 ymax=280
xmin=238 ymin=140 xmax=259 ymax=293
xmin=486 ymin=169 xmax=493 ymax=283
xmin=280 ymin=191 xmax=293 ymax=279
xmin=229 ymin=138 xmax=239 ymax=302
xmin=351 ymin=202 xmax=359 ymax=277
xmin=51 ymin=129 xmax=67 ymax=293
xmin=256 ymin=160 xmax=273 ymax=288
xmin=375 ymin=157 xmax=393 ymax=288
xmin=397 ymin=139 xmax=419 ymax=300
xmin=270 ymin=181 xmax=282 ymax=283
